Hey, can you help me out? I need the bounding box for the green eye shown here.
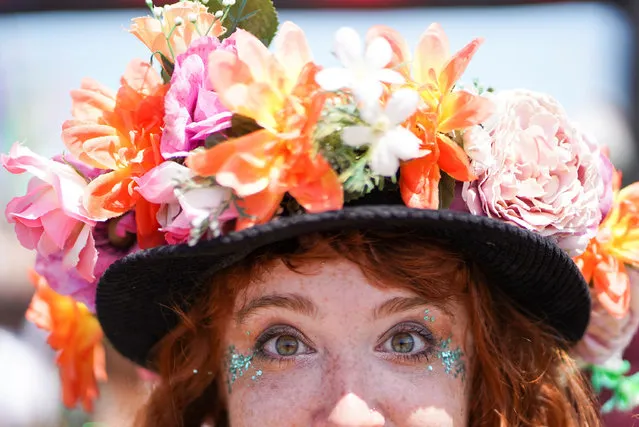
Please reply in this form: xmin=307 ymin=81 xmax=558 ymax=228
xmin=391 ymin=332 xmax=415 ymax=353
xmin=275 ymin=335 xmax=299 ymax=356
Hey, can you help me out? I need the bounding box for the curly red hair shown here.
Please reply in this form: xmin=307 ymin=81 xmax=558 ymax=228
xmin=135 ymin=230 xmax=601 ymax=426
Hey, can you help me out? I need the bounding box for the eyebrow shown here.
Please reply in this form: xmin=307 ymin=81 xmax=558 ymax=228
xmin=236 ymin=293 xmax=317 ymax=323
xmin=373 ymin=296 xmax=438 ymax=320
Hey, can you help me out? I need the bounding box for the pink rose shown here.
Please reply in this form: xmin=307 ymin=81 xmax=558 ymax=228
xmin=2 ymin=144 xmax=97 ymax=282
xmin=136 ymin=162 xmax=235 ymax=244
xmin=161 ymin=36 xmax=236 ymax=158
xmin=34 ymin=212 xmax=138 ymax=312
xmin=574 ymin=268 xmax=639 ymax=365
xmin=459 ymin=90 xmax=605 ymax=256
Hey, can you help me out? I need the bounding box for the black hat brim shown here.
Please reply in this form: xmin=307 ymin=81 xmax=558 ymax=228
xmin=96 ymin=205 xmax=591 ymax=368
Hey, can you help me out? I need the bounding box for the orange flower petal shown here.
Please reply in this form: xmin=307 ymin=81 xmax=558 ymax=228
xmin=69 ymin=79 xmax=116 ymax=121
xmin=400 ymin=155 xmax=441 ymax=209
xmin=85 ymin=169 xmax=138 ymax=219
xmin=436 ymin=134 xmax=476 ymax=182
xmin=130 ymin=16 xmax=168 ymax=59
xmin=189 ymin=130 xmax=274 ymax=197
xmin=135 ymin=197 xmax=165 ymax=249
xmin=61 ymin=121 xmax=120 ymax=170
xmin=235 ymin=188 xmax=284 ymax=230
xmin=413 ymin=23 xmax=450 ymax=85
xmin=289 ymin=159 xmax=343 ymax=213
xmin=26 ymin=271 xmax=106 ymax=413
xmin=366 ymin=25 xmax=412 ymax=77
xmin=604 ymin=182 xmax=639 ymax=265
xmin=437 ymin=91 xmax=494 ymax=134
xmin=208 ymin=49 xmax=253 ymax=99
xmin=593 ymin=257 xmax=631 ymax=318
xmin=274 ymin=22 xmax=314 ymax=90
xmin=438 ymin=38 xmax=484 ymax=94
xmin=120 ymin=59 xmax=163 ymax=96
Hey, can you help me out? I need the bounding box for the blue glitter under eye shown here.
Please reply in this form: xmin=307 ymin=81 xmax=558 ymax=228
xmin=436 ymin=337 xmax=466 ymax=379
xmin=225 ymin=345 xmax=262 ymax=393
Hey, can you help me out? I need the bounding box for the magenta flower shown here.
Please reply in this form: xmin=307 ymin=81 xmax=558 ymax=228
xmin=161 ymin=36 xmax=237 ymax=158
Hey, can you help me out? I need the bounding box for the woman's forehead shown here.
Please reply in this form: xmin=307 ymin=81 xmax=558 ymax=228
xmin=233 ymin=258 xmax=457 ymax=321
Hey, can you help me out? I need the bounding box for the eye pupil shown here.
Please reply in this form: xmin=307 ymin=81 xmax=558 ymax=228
xmin=275 ymin=335 xmax=299 ymax=356
xmin=391 ymin=332 xmax=414 ymax=353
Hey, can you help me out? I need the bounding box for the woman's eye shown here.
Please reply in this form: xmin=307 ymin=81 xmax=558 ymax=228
xmin=380 ymin=330 xmax=430 ymax=355
xmin=274 ymin=335 xmax=299 ymax=356
xmin=259 ymin=332 xmax=314 ymax=358
xmin=391 ymin=332 xmax=415 ymax=353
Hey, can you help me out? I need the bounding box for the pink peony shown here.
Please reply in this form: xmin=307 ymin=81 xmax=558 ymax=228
xmin=161 ymin=36 xmax=236 ymax=158
xmin=136 ymin=162 xmax=235 ymax=244
xmin=574 ymin=267 xmax=639 ymax=365
xmin=2 ymin=144 xmax=97 ymax=282
xmin=457 ymin=90 xmax=606 ymax=256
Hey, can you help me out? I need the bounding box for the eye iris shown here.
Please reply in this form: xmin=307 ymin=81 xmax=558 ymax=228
xmin=275 ymin=335 xmax=299 ymax=356
xmin=391 ymin=332 xmax=414 ymax=353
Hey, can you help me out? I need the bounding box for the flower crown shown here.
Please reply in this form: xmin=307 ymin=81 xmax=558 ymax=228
xmin=4 ymin=0 xmax=639 ymax=415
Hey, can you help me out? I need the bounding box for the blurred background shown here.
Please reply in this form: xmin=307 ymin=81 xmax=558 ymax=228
xmin=0 ymin=0 xmax=637 ymax=425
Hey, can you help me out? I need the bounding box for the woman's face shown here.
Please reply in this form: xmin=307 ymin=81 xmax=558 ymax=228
xmin=222 ymin=258 xmax=471 ymax=426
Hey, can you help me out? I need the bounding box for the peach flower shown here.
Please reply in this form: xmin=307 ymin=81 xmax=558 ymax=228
xmin=130 ymin=1 xmax=223 ymax=62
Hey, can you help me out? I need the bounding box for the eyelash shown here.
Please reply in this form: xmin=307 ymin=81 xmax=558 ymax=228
xmin=252 ymin=322 xmax=437 ymax=365
xmin=253 ymin=325 xmax=314 ymax=363
xmin=375 ymin=322 xmax=437 ymax=364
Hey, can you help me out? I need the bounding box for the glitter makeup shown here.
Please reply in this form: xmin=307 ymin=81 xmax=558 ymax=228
xmin=423 ymin=309 xmax=436 ymax=323
xmin=437 ymin=337 xmax=465 ymax=379
xmin=226 ymin=345 xmax=262 ymax=392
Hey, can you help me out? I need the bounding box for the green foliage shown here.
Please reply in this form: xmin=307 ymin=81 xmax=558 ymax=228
xmin=589 ymin=360 xmax=639 ymax=413
xmin=313 ymin=99 xmax=391 ymax=203
xmin=438 ymin=172 xmax=456 ymax=209
xmin=212 ymin=0 xmax=279 ymax=46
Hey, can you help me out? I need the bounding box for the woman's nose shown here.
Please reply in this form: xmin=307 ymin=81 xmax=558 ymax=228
xmin=324 ymin=392 xmax=386 ymax=427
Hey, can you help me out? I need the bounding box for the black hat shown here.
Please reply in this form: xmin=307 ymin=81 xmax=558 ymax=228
xmin=96 ymin=202 xmax=590 ymax=368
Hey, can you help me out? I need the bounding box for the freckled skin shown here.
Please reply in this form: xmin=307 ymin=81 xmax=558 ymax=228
xmin=223 ymin=258 xmax=471 ymax=427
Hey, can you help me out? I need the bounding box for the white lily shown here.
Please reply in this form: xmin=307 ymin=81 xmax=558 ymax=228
xmin=342 ymin=88 xmax=426 ymax=176
xmin=315 ymin=27 xmax=405 ymax=105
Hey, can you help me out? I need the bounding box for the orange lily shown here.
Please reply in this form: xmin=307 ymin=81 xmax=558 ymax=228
xmin=26 ymin=270 xmax=106 ymax=413
xmin=574 ymin=170 xmax=639 ymax=317
xmin=61 ymin=59 xmax=167 ymax=248
xmin=367 ymin=23 xmax=494 ymax=208
xmin=130 ymin=1 xmax=223 ymax=63
xmin=186 ymin=23 xmax=343 ymax=229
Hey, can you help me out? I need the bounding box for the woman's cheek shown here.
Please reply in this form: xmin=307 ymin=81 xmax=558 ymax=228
xmin=227 ymin=364 xmax=324 ymax=427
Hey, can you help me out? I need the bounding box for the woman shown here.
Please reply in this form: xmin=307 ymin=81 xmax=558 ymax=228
xmin=3 ymin=0 xmax=639 ymax=426
xmin=129 ymin=229 xmax=600 ymax=426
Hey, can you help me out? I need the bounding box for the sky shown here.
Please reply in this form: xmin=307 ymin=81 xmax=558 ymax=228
xmin=0 ymin=2 xmax=634 ymax=203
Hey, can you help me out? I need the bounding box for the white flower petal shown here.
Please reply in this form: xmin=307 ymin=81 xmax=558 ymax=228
xmin=342 ymin=125 xmax=375 ymax=148
xmin=352 ymin=79 xmax=384 ymax=109
xmin=359 ymin=101 xmax=383 ymax=126
xmin=375 ymin=68 xmax=405 ymax=85
xmin=315 ymin=68 xmax=355 ymax=92
xmin=334 ymin=27 xmax=363 ymax=69
xmin=383 ymin=127 xmax=423 ymax=160
xmin=370 ymin=144 xmax=400 ymax=177
xmin=365 ymin=37 xmax=392 ymax=70
xmin=385 ymin=88 xmax=420 ymax=125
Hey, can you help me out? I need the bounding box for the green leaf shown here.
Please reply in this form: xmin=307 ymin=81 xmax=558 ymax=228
xmin=438 ymin=172 xmax=456 ymax=209
xmin=214 ymin=0 xmax=279 ymax=46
